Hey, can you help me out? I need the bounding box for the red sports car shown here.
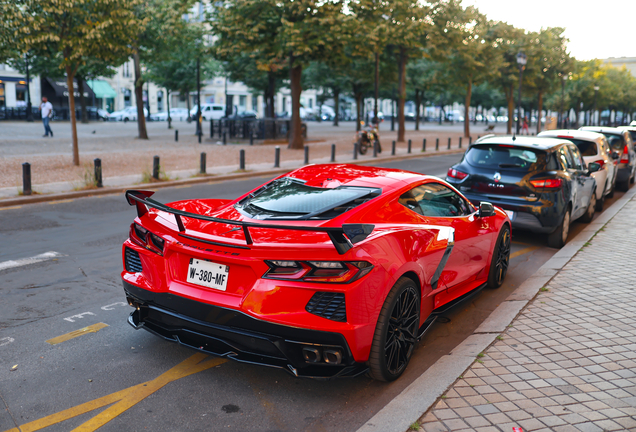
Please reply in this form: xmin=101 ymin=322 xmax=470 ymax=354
xmin=121 ymin=164 xmax=510 ymax=381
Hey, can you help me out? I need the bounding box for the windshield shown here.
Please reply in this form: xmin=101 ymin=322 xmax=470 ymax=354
xmin=566 ymin=139 xmax=598 ymax=156
xmin=235 ymin=177 xmax=381 ymax=220
xmin=601 ymin=133 xmax=625 ymax=150
xmin=465 ymin=145 xmax=547 ymax=171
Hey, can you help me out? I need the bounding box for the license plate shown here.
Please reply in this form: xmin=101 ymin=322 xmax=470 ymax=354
xmin=504 ymin=210 xmax=515 ymax=220
xmin=186 ymin=259 xmax=229 ymax=291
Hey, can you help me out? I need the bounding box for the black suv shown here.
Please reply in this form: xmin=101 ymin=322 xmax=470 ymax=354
xmin=446 ymin=136 xmax=599 ymax=248
xmin=580 ymin=127 xmax=636 ymax=191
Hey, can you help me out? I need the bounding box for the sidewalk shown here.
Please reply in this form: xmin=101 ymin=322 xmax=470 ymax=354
xmin=415 ymin=198 xmax=636 ymax=431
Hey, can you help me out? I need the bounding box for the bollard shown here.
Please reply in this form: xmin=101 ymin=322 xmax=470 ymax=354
xmin=331 ymin=144 xmax=336 ymax=162
xmin=239 ymin=149 xmax=245 ymax=170
xmin=152 ymin=156 xmax=160 ymax=180
xmin=274 ymin=146 xmax=280 ymax=168
xmin=223 ymin=132 xmax=227 ymax=145
xmin=175 ymin=130 xmax=178 ymax=142
xmin=447 ymin=137 xmax=451 ymax=150
xmin=391 ymin=140 xmax=396 ymax=156
xmin=353 ymin=143 xmax=358 ymax=160
xmin=94 ymin=158 xmax=103 ymax=188
xmin=22 ymin=162 xmax=32 ymax=196
xmin=210 ymin=120 xmax=214 ymax=138
xmin=469 ymin=136 xmax=473 ymax=145
xmin=373 ymin=141 xmax=378 ymax=158
xmin=435 ymin=138 xmax=439 ymax=151
xmin=422 ymin=138 xmax=427 ymax=152
xmin=304 ymin=145 xmax=309 ymax=165
xmin=408 ymin=139 xmax=412 ymax=154
xmin=200 ymin=152 xmax=206 ymax=174
xmin=477 ymin=135 xmax=480 ymax=140
xmin=250 ymin=133 xmax=254 ymax=146
xmin=459 ymin=137 xmax=462 ymax=149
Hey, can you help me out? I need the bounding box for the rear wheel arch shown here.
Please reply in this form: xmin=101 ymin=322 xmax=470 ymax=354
xmin=400 ymin=271 xmax=421 ymax=293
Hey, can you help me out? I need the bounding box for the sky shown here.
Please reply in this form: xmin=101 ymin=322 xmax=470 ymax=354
xmin=462 ymin=0 xmax=635 ymax=61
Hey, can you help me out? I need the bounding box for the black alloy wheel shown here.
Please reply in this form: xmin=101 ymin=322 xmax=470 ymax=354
xmin=358 ymin=138 xmax=369 ymax=155
xmin=368 ymin=277 xmax=420 ymax=381
xmin=487 ymin=225 xmax=510 ymax=288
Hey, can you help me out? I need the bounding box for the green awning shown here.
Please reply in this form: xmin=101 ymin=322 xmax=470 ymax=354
xmin=87 ymin=80 xmax=117 ymax=98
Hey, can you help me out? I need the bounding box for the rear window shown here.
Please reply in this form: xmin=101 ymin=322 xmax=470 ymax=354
xmin=566 ymin=139 xmax=598 ymax=156
xmin=465 ymin=145 xmax=547 ymax=172
xmin=601 ymin=133 xmax=625 ymax=150
xmin=235 ymin=177 xmax=381 ymax=220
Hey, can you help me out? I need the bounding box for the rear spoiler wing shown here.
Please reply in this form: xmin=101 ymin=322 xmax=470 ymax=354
xmin=125 ymin=190 xmax=374 ymax=255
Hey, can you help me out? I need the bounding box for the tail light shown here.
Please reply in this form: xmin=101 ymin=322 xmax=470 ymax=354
xmin=129 ymin=223 xmax=165 ymax=255
xmin=447 ymin=168 xmax=468 ymax=180
xmin=592 ymin=159 xmax=606 ymax=168
xmin=530 ymin=178 xmax=563 ymax=189
xmin=264 ymin=260 xmax=373 ymax=283
xmin=621 ymin=145 xmax=629 ymax=163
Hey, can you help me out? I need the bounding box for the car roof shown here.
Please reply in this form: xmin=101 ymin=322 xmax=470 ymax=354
xmin=472 ymin=135 xmax=569 ymax=150
xmin=538 ymin=129 xmax=606 ymax=143
xmin=580 ymin=126 xmax=628 ymax=135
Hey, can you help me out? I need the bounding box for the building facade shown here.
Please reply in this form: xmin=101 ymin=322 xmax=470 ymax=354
xmin=0 ymin=63 xmax=41 ymax=110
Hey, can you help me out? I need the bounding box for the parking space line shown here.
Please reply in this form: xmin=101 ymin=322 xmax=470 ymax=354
xmin=510 ymin=246 xmax=539 ymax=259
xmin=46 ymin=323 xmax=109 ymax=345
xmin=3 ymin=353 xmax=227 ymax=432
xmin=0 ymin=205 xmax=22 ymax=211
xmin=0 ymin=251 xmax=65 ymax=272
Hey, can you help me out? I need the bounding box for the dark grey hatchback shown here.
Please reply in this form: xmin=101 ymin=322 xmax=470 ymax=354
xmin=446 ymin=136 xmax=598 ymax=248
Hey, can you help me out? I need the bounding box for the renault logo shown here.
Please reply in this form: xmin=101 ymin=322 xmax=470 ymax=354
xmin=493 ymin=172 xmax=502 ymax=183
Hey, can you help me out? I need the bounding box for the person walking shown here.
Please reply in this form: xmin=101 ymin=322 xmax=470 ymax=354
xmin=40 ymin=97 xmax=53 ymax=137
xmin=521 ymin=116 xmax=529 ymax=135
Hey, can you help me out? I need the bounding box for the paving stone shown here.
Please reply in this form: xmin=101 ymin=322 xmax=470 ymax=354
xmin=483 ymin=412 xmax=511 ymax=425
xmin=423 ymin=423 xmax=448 ymax=432
xmin=591 ymin=419 xmax=623 ymax=431
xmin=574 ymin=421 xmax=604 ymax=432
xmin=614 ymin=416 xmax=636 ymax=429
xmin=518 ymin=418 xmax=549 ymax=431
xmin=441 ymin=418 xmax=469 ymax=430
xmin=452 ymin=407 xmax=479 ymax=418
xmin=474 ymin=404 xmax=499 ymax=415
xmin=434 ymin=409 xmax=458 ymax=420
xmin=464 ymin=416 xmax=491 ymax=428
xmin=539 ymin=415 xmax=567 ymax=427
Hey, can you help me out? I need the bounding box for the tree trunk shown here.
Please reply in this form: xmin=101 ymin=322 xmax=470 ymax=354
xmin=66 ymin=66 xmax=80 ymax=166
xmin=133 ymin=51 xmax=148 ymax=139
xmin=167 ymin=88 xmax=172 ymax=129
xmin=333 ymin=87 xmax=340 ymax=126
xmin=374 ymin=52 xmax=379 ymax=123
xmin=288 ymin=59 xmax=304 ymax=149
xmin=506 ymin=83 xmax=514 ymax=134
xmin=464 ymin=80 xmax=472 ymax=138
xmin=536 ymin=91 xmax=543 ymax=134
xmin=355 ymin=91 xmax=363 ymax=132
xmin=77 ymin=74 xmax=88 ymax=124
xmin=414 ymin=89 xmax=421 ymax=131
xmin=397 ymin=47 xmax=407 ymax=142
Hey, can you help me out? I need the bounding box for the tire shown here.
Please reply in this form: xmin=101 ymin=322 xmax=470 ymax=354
xmin=123 ymin=117 xmax=129 ymax=123
xmin=607 ymin=178 xmax=615 ymax=198
xmin=358 ymin=138 xmax=369 ymax=155
xmin=487 ymin=225 xmax=511 ymax=288
xmin=368 ymin=277 xmax=420 ymax=382
xmin=547 ymin=207 xmax=571 ymax=249
xmin=617 ymin=178 xmax=630 ymax=192
xmin=580 ymin=192 xmax=596 ymax=223
xmin=374 ymin=139 xmax=382 ymax=154
xmin=595 ymin=192 xmax=605 ymax=212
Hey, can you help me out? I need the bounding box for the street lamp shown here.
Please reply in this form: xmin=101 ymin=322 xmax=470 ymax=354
xmin=593 ymin=85 xmax=600 ymax=126
xmin=24 ymin=52 xmax=33 ymax=122
xmin=560 ymin=74 xmax=567 ymax=128
xmin=515 ymin=51 xmax=527 ymax=135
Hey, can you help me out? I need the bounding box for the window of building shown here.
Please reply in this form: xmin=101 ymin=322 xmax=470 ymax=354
xmin=123 ymin=88 xmax=132 ymax=107
xmin=123 ymin=62 xmax=131 ymax=78
xmin=239 ymin=95 xmax=247 ymax=108
xmin=157 ymin=90 xmax=163 ymax=111
xmin=15 ymin=83 xmax=27 ymax=107
xmin=0 ymin=83 xmax=5 ymax=107
xmin=252 ymin=95 xmax=257 ymax=111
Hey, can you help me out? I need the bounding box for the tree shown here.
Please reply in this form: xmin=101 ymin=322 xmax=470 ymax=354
xmin=1 ymin=0 xmax=141 ymax=165
xmin=304 ymin=61 xmax=349 ymax=125
xmin=211 ymin=0 xmax=348 ymax=149
xmin=407 ymin=58 xmax=443 ymax=129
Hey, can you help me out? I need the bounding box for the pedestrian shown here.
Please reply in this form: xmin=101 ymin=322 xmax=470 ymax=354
xmin=40 ymin=97 xmax=53 ymax=137
xmin=522 ymin=116 xmax=529 ymax=135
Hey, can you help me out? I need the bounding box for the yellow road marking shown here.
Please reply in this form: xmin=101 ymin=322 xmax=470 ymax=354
xmin=47 ymin=199 xmax=75 ymax=205
xmin=46 ymin=323 xmax=109 ymax=345
xmin=4 ymin=353 xmax=227 ymax=432
xmin=0 ymin=205 xmax=22 ymax=211
xmin=510 ymin=246 xmax=539 ymax=259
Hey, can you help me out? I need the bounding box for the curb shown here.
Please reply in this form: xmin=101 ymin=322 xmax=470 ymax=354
xmin=356 ymin=185 xmax=636 ymax=432
xmin=0 ymin=148 xmax=465 ymax=208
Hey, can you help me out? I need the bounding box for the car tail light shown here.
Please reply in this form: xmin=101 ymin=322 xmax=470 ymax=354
xmin=447 ymin=168 xmax=468 ymax=180
xmin=264 ymin=260 xmax=372 ymax=283
xmin=592 ymin=159 xmax=606 ymax=168
xmin=129 ymin=223 xmax=164 ymax=255
xmin=530 ymin=178 xmax=563 ymax=189
xmin=621 ymin=145 xmax=629 ymax=163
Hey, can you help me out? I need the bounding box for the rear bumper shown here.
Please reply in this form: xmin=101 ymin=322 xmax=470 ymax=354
xmin=123 ymin=280 xmax=366 ymax=379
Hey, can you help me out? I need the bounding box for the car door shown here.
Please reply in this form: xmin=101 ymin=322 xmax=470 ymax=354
xmin=557 ymin=145 xmax=581 ymax=218
xmin=568 ymin=144 xmax=593 ymax=218
xmin=402 ymin=181 xmax=491 ymax=306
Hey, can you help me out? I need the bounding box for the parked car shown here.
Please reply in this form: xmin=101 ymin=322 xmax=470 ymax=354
xmin=108 ymin=106 xmax=148 ymax=122
xmin=580 ymin=126 xmax=636 ymax=191
xmin=538 ymin=130 xmax=618 ymax=211
xmin=224 ymin=110 xmax=258 ymax=120
xmin=150 ymin=108 xmax=189 ymax=122
xmin=446 ymin=136 xmax=599 ymax=248
xmin=190 ymin=104 xmax=226 ymax=121
xmin=617 ymin=125 xmax=636 ymax=148
xmin=86 ymin=107 xmax=110 ymax=121
xmin=122 ymin=164 xmax=511 ymax=381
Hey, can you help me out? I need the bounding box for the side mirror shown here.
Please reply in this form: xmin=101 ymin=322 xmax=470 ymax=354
xmin=587 ymin=162 xmax=601 ymax=173
xmin=611 ymin=151 xmax=620 ymax=160
xmin=478 ymin=202 xmax=496 ymax=218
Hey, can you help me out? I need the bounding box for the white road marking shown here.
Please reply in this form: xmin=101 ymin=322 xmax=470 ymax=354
xmin=0 ymin=251 xmax=65 ymax=271
xmin=0 ymin=337 xmax=15 ymax=347
xmin=101 ymin=302 xmax=127 ymax=311
xmin=64 ymin=312 xmax=96 ymax=323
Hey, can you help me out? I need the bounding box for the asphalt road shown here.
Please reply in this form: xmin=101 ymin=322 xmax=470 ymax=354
xmin=0 ymin=155 xmax=623 ymax=432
